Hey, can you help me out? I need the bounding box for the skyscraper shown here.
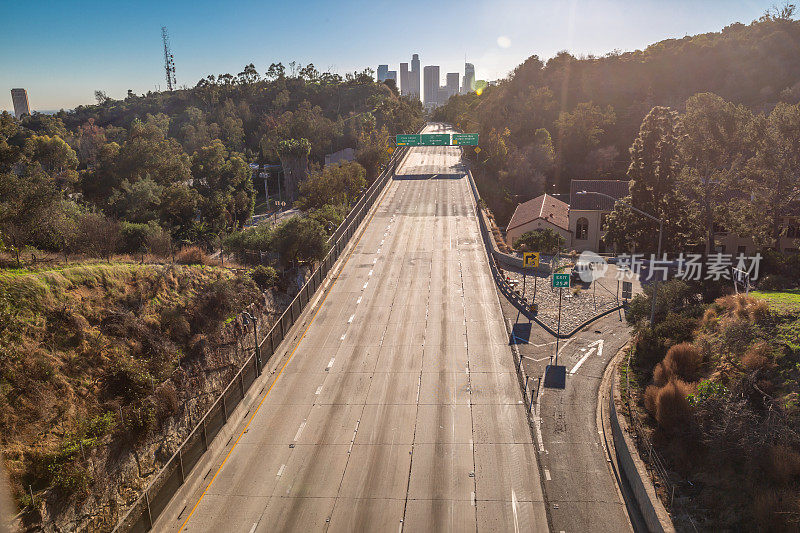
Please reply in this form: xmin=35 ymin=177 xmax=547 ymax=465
xmin=377 ymin=64 xmax=389 ymax=82
xmin=462 ymin=63 xmax=475 ymax=94
xmin=446 ymin=73 xmax=459 ymax=100
xmin=399 ymin=63 xmax=410 ymax=96
xmin=386 ymin=70 xmax=397 ymax=88
xmin=11 ymin=89 xmax=30 ymax=119
xmin=410 ymin=54 xmax=421 ymax=101
xmin=423 ymin=65 xmax=440 ymax=108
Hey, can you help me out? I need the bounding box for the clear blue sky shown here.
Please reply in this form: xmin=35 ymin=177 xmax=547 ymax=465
xmin=0 ymin=0 xmax=781 ymax=112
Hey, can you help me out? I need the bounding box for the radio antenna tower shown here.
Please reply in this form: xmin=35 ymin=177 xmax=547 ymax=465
xmin=161 ymin=26 xmax=176 ymax=91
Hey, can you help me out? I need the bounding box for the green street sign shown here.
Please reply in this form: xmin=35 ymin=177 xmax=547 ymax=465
xmin=553 ymin=273 xmax=570 ymax=288
xmin=452 ymin=133 xmax=479 ymax=146
xmin=396 ymin=134 xmax=420 ymax=146
xmin=420 ymin=133 xmax=451 ymax=146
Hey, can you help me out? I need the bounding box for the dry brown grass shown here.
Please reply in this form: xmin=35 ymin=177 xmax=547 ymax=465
xmin=644 ymin=384 xmax=659 ymax=415
xmin=176 ymin=246 xmax=210 ymax=265
xmin=767 ymin=445 xmax=800 ymax=486
xmin=742 ymin=341 xmax=773 ymax=371
xmin=653 ymin=379 xmax=694 ymax=433
xmin=663 ymin=342 xmax=703 ymax=381
xmin=701 ymin=307 xmax=718 ymax=330
xmin=716 ymin=294 xmax=771 ymax=325
xmin=652 ymin=362 xmax=669 ymax=387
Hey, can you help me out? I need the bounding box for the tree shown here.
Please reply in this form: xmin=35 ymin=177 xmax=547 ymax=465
xmin=680 ymin=93 xmax=754 ymax=254
xmin=513 ymin=228 xmax=565 ymax=254
xmin=25 ymin=135 xmax=79 ymax=189
xmin=297 ymin=161 xmax=366 ymax=211
xmin=604 ymin=106 xmax=696 ymax=253
xmin=277 ymin=138 xmax=311 ymax=201
xmin=271 ymin=216 xmax=328 ymax=264
xmin=553 ymin=102 xmax=616 ymax=189
xmin=191 ymin=140 xmax=255 ymax=230
xmin=745 ymin=102 xmax=800 ymax=248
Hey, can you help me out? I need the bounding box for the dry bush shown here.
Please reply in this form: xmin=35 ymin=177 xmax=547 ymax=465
xmin=748 ymin=298 xmax=770 ymax=324
xmin=644 ymin=384 xmax=660 ymax=415
xmin=654 ymin=379 xmax=694 ymax=433
xmin=154 ymin=381 xmax=179 ymax=421
xmin=663 ymin=343 xmax=702 ymax=381
xmin=701 ymin=307 xmax=718 ymax=330
xmin=742 ymin=341 xmax=772 ymax=371
xmin=653 ymin=362 xmax=669 ymax=387
xmin=767 ymin=445 xmax=800 ymax=486
xmin=751 ymin=489 xmax=795 ymax=531
xmin=176 ymin=246 xmax=209 ymax=265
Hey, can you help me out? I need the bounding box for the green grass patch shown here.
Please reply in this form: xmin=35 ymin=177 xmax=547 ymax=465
xmin=751 ymin=289 xmax=800 ymax=311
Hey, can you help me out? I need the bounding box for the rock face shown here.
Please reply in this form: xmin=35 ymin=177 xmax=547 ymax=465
xmin=33 ymin=283 xmax=301 ymax=533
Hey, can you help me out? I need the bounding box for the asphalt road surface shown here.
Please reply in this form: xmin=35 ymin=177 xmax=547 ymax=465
xmin=159 ymin=123 xmax=548 ymax=532
xmin=504 ymin=304 xmax=634 ymax=532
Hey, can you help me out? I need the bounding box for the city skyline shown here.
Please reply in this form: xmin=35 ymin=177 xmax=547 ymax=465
xmin=1 ymin=0 xmax=784 ymax=112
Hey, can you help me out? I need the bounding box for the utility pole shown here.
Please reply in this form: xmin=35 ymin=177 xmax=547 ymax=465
xmin=162 ymin=26 xmax=177 ymax=91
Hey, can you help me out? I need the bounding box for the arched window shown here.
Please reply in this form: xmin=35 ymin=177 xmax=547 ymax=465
xmin=576 ymin=217 xmax=589 ymax=240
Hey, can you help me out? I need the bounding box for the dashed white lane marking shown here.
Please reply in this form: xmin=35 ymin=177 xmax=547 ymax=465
xmin=373 ymin=258 xmax=377 ymax=264
xmin=368 ymin=270 xmax=373 ymax=276
xmin=511 ymin=489 xmax=520 ymax=533
xmin=249 ymin=523 xmax=257 ymax=533
xmin=276 ymin=464 xmax=285 ymax=477
xmin=376 ymin=248 xmax=381 ymax=254
xmin=357 ymin=296 xmax=362 ymax=304
xmin=340 ymin=334 xmax=346 ymax=341
xmin=545 ymin=469 xmax=551 ymax=481
xmin=471 ymin=491 xmax=475 ymax=506
xmin=327 ymin=357 xmax=335 ymax=369
xmin=363 ymin=282 xmax=369 ymax=290
xmin=348 ymin=314 xmax=355 ymax=323
xmin=315 ymin=386 xmax=323 ymax=395
xmin=294 ymin=421 xmax=306 ymax=441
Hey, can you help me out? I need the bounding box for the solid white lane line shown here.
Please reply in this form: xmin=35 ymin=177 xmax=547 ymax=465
xmin=276 ymin=464 xmax=285 ymax=477
xmin=249 ymin=523 xmax=257 ymax=533
xmin=512 ymin=490 xmax=520 ymax=533
xmin=294 ymin=422 xmax=306 ymax=441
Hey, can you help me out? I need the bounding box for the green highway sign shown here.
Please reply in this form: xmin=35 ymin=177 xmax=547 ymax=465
xmin=396 ymin=134 xmax=421 ymax=146
xmin=452 ymin=133 xmax=479 ymax=146
xmin=553 ymin=273 xmax=570 ymax=288
xmin=420 ymin=133 xmax=451 ymax=146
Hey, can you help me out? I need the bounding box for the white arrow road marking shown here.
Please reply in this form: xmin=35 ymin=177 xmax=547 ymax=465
xmin=570 ymin=339 xmax=604 ymax=375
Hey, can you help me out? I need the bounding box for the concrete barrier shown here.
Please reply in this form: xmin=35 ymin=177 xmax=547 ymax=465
xmin=610 ymin=368 xmax=675 ymax=533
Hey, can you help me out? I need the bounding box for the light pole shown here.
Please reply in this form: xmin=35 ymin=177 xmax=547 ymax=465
xmin=242 ymin=311 xmax=262 ymax=374
xmin=576 ymin=191 xmax=664 ymax=327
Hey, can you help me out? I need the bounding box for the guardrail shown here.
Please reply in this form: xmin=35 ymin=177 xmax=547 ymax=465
xmin=113 ymin=145 xmax=409 ymax=533
xmin=463 ymin=167 xmax=622 ymax=339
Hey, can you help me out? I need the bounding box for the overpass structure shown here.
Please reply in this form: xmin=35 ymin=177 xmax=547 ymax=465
xmin=158 ymin=124 xmax=548 ymax=532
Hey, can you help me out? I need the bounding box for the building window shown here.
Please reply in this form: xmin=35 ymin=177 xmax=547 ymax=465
xmin=576 ymin=217 xmax=589 ymax=240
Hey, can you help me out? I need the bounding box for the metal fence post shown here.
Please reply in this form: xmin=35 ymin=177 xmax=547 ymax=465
xmin=178 ymin=449 xmax=185 ymax=484
xmin=202 ymin=419 xmax=208 ymax=451
xmin=221 ymin=395 xmax=228 ymax=422
xmin=144 ymin=490 xmax=153 ymax=529
xmin=239 ymin=372 xmax=245 ymax=398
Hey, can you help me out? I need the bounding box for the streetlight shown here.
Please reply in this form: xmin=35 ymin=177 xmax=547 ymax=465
xmin=242 ymin=311 xmax=262 ymax=374
xmin=576 ymin=191 xmax=664 ymax=326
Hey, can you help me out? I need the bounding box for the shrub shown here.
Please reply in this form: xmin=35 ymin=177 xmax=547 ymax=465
xmin=654 ymin=313 xmax=698 ymax=345
xmin=700 ymin=307 xmax=718 ymax=330
xmin=652 ymin=362 xmax=669 ymax=386
xmin=742 ymin=341 xmax=772 ymax=371
xmin=654 ymin=378 xmax=694 ymax=433
xmin=758 ymin=274 xmax=793 ymax=291
xmin=644 ymin=384 xmax=660 ymax=414
xmin=663 ymin=343 xmax=702 ymax=381
xmin=176 ymin=246 xmax=209 ymax=265
xmin=513 ymin=228 xmax=565 ymax=254
xmin=249 ymin=265 xmax=278 ymax=290
xmin=766 ymin=444 xmax=800 ymax=486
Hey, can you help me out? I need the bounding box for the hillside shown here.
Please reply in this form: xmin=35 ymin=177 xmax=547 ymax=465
xmin=624 ymin=287 xmax=800 ymax=530
xmin=0 ymin=261 xmax=290 ymax=530
xmin=434 ymin=12 xmax=800 ymax=225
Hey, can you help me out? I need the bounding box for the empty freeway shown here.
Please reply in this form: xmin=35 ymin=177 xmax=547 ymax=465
xmin=157 ymin=123 xmax=548 ymax=532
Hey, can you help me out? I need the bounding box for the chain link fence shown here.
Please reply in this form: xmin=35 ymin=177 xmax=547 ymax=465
xmin=112 ymin=145 xmax=408 ymax=532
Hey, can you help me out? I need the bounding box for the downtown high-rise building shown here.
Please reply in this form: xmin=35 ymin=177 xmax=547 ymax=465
xmin=410 ymin=54 xmax=421 ymax=100
xmin=377 ymin=64 xmax=389 ymax=82
xmin=446 ymin=73 xmax=459 ymax=100
xmin=423 ymin=65 xmax=440 ymax=108
xmin=11 ymin=88 xmax=30 ymax=119
xmin=399 ymin=63 xmax=410 ymax=96
xmin=462 ymin=63 xmax=475 ymax=94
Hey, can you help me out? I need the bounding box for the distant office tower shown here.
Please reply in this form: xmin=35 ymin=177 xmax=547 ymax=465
xmin=399 ymin=63 xmax=409 ymax=96
xmin=462 ymin=63 xmax=475 ymax=94
xmin=11 ymin=89 xmax=30 ymax=119
xmin=386 ymin=71 xmax=397 ymax=82
xmin=410 ymin=54 xmax=421 ymax=100
xmin=446 ymin=73 xmax=459 ymax=99
xmin=423 ymin=65 xmax=440 ymax=107
xmin=377 ymin=65 xmax=389 ymax=82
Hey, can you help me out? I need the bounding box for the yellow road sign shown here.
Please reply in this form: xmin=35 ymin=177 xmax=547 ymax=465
xmin=387 ymin=147 xmax=395 ymax=154
xmin=474 ymin=146 xmax=482 ymax=154
xmin=523 ymin=252 xmax=540 ymax=268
